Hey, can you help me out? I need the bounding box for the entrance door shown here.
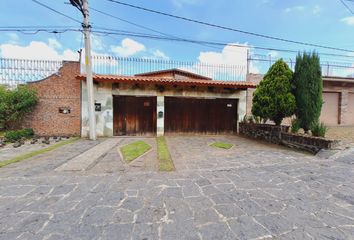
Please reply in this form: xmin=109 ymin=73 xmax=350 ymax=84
xmin=165 ymin=97 xmax=238 ymax=134
xmin=113 ymin=96 xmax=156 ymax=136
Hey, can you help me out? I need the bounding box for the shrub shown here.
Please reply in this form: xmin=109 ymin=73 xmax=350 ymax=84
xmin=4 ymin=128 xmax=34 ymax=142
xmin=0 ymin=85 xmax=38 ymax=130
xmin=291 ymin=118 xmax=301 ymax=133
xmin=293 ymin=52 xmax=323 ymax=132
xmin=310 ymin=122 xmax=327 ymax=137
xmin=252 ymin=59 xmax=296 ymax=125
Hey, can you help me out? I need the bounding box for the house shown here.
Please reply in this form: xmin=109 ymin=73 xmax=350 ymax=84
xmin=247 ymin=74 xmax=354 ymax=126
xmin=25 ymin=61 xmax=256 ymax=137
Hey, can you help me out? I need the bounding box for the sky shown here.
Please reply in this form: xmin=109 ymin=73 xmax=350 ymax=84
xmin=0 ymin=0 xmax=354 ymax=73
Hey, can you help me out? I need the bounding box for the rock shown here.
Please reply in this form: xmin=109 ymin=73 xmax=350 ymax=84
xmin=0 ymin=139 xmax=5 ymax=147
xmin=42 ymin=137 xmax=50 ymax=144
xmin=13 ymin=141 xmax=22 ymax=148
xmin=30 ymin=138 xmax=38 ymax=144
xmin=55 ymin=137 xmax=61 ymax=142
xmin=53 ymin=136 xmax=57 ymax=140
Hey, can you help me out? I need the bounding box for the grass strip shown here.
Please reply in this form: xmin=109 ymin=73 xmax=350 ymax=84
xmin=0 ymin=138 xmax=79 ymax=168
xmin=157 ymin=136 xmax=175 ymax=172
xmin=120 ymin=140 xmax=151 ymax=163
xmin=210 ymin=141 xmax=233 ymax=149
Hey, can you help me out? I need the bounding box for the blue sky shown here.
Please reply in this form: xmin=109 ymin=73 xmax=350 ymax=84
xmin=0 ymin=0 xmax=354 ymax=68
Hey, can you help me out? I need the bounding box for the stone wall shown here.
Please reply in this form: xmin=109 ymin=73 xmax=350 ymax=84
xmin=24 ymin=61 xmax=81 ymax=136
xmin=239 ymin=123 xmax=338 ymax=153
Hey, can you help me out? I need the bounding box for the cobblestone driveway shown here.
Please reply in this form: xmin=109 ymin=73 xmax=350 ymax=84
xmin=0 ymin=136 xmax=353 ymax=240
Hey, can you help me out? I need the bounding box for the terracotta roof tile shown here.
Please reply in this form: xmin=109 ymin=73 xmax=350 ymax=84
xmin=77 ymin=74 xmax=256 ymax=89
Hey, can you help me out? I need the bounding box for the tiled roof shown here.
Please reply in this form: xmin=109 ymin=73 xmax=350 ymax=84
xmin=135 ymin=68 xmax=212 ymax=80
xmin=77 ymin=75 xmax=256 ymax=89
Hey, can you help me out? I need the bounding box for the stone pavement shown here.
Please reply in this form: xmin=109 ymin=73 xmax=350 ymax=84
xmin=0 ymin=136 xmax=353 ymax=240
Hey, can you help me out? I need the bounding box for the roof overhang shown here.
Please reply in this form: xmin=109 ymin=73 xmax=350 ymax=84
xmin=77 ymin=75 xmax=257 ymax=89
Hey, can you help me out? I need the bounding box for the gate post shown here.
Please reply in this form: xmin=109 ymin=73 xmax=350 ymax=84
xmin=157 ymin=96 xmax=165 ymax=136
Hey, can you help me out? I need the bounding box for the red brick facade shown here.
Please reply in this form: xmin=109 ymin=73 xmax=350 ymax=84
xmin=24 ymin=61 xmax=81 ymax=136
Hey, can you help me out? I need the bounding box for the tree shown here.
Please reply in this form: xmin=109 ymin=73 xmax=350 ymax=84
xmin=293 ymin=52 xmax=323 ymax=132
xmin=0 ymin=85 xmax=38 ymax=130
xmin=252 ymin=59 xmax=296 ymax=125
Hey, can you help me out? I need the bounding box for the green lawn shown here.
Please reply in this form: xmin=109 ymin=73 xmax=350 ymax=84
xmin=0 ymin=138 xmax=79 ymax=168
xmin=120 ymin=140 xmax=151 ymax=163
xmin=210 ymin=141 xmax=233 ymax=149
xmin=156 ymin=137 xmax=175 ymax=171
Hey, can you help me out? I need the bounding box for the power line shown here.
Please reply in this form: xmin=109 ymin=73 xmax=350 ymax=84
xmin=31 ymin=0 xmax=82 ymax=24
xmin=104 ymin=0 xmax=354 ymax=53
xmin=2 ymin=26 xmax=354 ymax=59
xmin=339 ymin=0 xmax=354 ymax=14
xmin=90 ymin=7 xmax=223 ymax=51
xmin=90 ymin=28 xmax=354 ymax=59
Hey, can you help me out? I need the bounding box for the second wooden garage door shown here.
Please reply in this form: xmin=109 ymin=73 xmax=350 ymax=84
xmin=165 ymin=97 xmax=238 ymax=134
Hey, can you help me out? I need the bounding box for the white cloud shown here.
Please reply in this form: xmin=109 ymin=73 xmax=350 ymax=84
xmin=341 ymin=16 xmax=354 ymax=26
xmin=268 ymin=50 xmax=279 ymax=58
xmin=91 ymin=35 xmax=104 ymax=51
xmin=188 ymin=43 xmax=258 ymax=79
xmin=284 ymin=5 xmax=305 ymax=13
xmin=0 ymin=40 xmax=78 ymax=61
xmin=7 ymin=33 xmax=19 ymax=44
xmin=48 ymin=38 xmax=62 ymax=49
xmin=312 ymin=5 xmax=321 ymax=15
xmin=152 ymin=50 xmax=169 ymax=60
xmin=111 ymin=38 xmax=146 ymax=57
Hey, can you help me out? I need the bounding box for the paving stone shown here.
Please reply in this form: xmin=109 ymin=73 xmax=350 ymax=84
xmin=213 ymin=204 xmax=245 ymax=219
xmin=0 ymin=136 xmax=353 ymax=239
xmin=198 ymin=222 xmax=236 ymax=240
xmin=228 ymin=215 xmax=271 ymax=240
xmin=254 ymin=214 xmax=295 ymax=236
xmin=131 ymin=223 xmax=159 ymax=240
xmin=120 ymin=197 xmax=144 ymax=212
xmin=102 ymin=223 xmax=133 ymax=240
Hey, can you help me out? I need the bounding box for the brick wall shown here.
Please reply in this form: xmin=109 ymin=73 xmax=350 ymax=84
xmin=24 ymin=61 xmax=81 ymax=136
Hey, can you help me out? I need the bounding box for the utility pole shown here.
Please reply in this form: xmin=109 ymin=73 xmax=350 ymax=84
xmin=70 ymin=0 xmax=96 ymax=140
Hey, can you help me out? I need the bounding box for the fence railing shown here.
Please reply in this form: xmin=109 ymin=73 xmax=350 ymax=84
xmin=83 ymin=55 xmax=247 ymax=81
xmin=0 ymin=58 xmax=63 ymax=86
xmin=248 ymin=54 xmax=354 ymax=78
xmin=1 ymin=54 xmax=354 ymax=87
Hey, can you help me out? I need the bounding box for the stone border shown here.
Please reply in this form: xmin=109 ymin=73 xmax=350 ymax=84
xmin=239 ymin=123 xmax=339 ymax=153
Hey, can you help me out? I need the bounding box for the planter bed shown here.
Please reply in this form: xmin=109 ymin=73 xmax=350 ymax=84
xmin=239 ymin=123 xmax=339 ymax=154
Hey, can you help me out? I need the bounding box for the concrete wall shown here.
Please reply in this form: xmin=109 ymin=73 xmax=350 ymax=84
xmin=24 ymin=62 xmax=81 ymax=136
xmin=246 ymin=74 xmax=354 ymax=126
xmin=81 ymin=81 xmax=247 ymax=137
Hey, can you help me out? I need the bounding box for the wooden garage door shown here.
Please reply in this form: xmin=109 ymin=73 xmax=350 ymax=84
xmin=113 ymin=96 xmax=156 ymax=136
xmin=320 ymin=92 xmax=339 ymax=126
xmin=165 ymin=97 xmax=238 ymax=134
xmin=348 ymin=93 xmax=354 ymax=125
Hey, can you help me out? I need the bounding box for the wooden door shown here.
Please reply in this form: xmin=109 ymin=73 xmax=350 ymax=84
xmin=113 ymin=96 xmax=156 ymax=136
xmin=165 ymin=97 xmax=238 ymax=134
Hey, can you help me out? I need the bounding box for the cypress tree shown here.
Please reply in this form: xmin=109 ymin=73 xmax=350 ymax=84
xmin=293 ymin=52 xmax=323 ymax=132
xmin=252 ymin=59 xmax=296 ymax=125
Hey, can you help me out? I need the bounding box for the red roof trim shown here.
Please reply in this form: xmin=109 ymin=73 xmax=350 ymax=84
xmin=77 ymin=75 xmax=256 ymax=89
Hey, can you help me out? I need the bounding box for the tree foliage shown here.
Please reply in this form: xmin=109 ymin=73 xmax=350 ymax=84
xmin=252 ymin=59 xmax=296 ymax=125
xmin=0 ymin=85 xmax=38 ymax=130
xmin=293 ymin=52 xmax=323 ymax=132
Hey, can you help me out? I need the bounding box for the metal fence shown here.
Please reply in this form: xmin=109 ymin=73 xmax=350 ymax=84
xmin=84 ymin=55 xmax=247 ymax=81
xmin=1 ymin=54 xmax=354 ymax=87
xmin=248 ymin=54 xmax=354 ymax=78
xmin=0 ymin=58 xmax=63 ymax=87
